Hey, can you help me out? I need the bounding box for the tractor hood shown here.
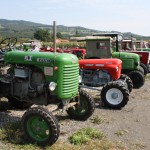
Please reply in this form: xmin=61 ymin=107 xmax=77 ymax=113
xmin=4 ymin=50 xmax=78 ymax=66
xmin=112 ymin=52 xmax=140 ymax=61
xmin=112 ymin=52 xmax=140 ymax=70
xmin=79 ymin=58 xmax=122 ymax=80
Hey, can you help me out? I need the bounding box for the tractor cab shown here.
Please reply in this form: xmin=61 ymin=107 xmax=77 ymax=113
xmin=122 ymin=39 xmax=136 ymax=51
xmin=121 ymin=38 xmax=150 ymax=73
xmin=136 ymin=40 xmax=150 ymax=51
xmin=85 ymin=36 xmax=113 ymax=58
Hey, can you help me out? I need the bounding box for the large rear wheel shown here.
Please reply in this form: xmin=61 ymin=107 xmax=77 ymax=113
xmin=101 ymin=81 xmax=129 ymax=109
xmin=117 ymin=74 xmax=133 ymax=93
xmin=21 ymin=106 xmax=60 ymax=146
xmin=67 ymin=89 xmax=95 ymax=121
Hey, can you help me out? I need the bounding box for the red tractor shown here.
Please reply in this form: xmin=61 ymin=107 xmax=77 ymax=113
xmin=79 ymin=58 xmax=132 ymax=109
xmin=121 ymin=38 xmax=150 ymax=75
xmin=71 ymin=48 xmax=86 ymax=59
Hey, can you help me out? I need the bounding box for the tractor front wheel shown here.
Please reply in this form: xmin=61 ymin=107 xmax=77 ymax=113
xmin=101 ymin=81 xmax=129 ymax=109
xmin=67 ymin=89 xmax=95 ymax=121
xmin=21 ymin=106 xmax=60 ymax=146
xmin=127 ymin=71 xmax=145 ymax=89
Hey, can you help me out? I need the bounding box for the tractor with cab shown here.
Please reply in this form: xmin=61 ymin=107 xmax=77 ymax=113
xmin=78 ymin=33 xmax=145 ymax=88
xmin=121 ymin=38 xmax=150 ymax=74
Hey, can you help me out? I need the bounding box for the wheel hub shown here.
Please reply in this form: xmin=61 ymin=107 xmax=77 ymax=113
xmin=106 ymin=88 xmax=123 ymax=105
xmin=111 ymin=92 xmax=118 ymax=99
xmin=35 ymin=126 xmax=40 ymax=132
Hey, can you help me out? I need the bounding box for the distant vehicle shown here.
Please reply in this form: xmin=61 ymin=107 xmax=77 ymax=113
xmin=121 ymin=38 xmax=150 ymax=73
xmin=23 ymin=40 xmax=42 ymax=52
xmin=136 ymin=40 xmax=150 ymax=51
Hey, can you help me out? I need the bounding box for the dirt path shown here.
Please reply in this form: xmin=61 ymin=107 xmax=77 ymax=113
xmin=0 ymin=75 xmax=150 ymax=150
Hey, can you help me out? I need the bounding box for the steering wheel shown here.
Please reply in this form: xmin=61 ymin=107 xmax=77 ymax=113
xmin=0 ymin=37 xmax=17 ymax=51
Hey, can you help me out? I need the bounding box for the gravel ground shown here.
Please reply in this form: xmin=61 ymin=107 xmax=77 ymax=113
xmin=0 ymin=75 xmax=150 ymax=150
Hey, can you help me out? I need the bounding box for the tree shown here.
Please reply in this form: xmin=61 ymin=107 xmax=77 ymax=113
xmin=34 ymin=29 xmax=51 ymax=42
xmin=75 ymin=29 xmax=80 ymax=36
xmin=56 ymin=32 xmax=63 ymax=38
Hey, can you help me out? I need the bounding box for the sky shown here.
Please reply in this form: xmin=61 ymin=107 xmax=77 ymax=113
xmin=0 ymin=0 xmax=150 ymax=36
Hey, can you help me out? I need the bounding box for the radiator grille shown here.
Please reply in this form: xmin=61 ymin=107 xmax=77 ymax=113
xmin=62 ymin=64 xmax=79 ymax=95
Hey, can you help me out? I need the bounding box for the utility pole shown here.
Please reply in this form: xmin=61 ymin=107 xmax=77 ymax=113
xmin=53 ymin=21 xmax=56 ymax=53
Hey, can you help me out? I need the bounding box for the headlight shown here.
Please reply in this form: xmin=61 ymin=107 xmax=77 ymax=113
xmin=49 ymin=82 xmax=57 ymax=91
xmin=78 ymin=75 xmax=82 ymax=83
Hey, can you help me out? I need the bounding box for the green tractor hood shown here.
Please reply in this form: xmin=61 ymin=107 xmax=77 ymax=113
xmin=112 ymin=52 xmax=140 ymax=70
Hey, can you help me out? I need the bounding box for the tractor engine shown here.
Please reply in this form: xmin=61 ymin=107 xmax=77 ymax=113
xmin=13 ymin=67 xmax=45 ymax=98
xmin=80 ymin=69 xmax=112 ymax=86
xmin=0 ymin=65 xmax=47 ymax=105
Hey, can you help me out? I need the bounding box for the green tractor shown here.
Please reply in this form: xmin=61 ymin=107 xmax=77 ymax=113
xmin=72 ymin=34 xmax=144 ymax=88
xmin=0 ymin=38 xmax=95 ymax=146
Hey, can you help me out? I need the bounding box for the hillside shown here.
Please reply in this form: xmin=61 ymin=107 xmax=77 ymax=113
xmin=0 ymin=19 xmax=150 ymax=40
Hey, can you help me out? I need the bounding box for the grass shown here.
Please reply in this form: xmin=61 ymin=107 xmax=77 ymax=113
xmin=68 ymin=127 xmax=105 ymax=145
xmin=0 ymin=121 xmax=24 ymax=144
xmin=130 ymin=142 xmax=147 ymax=150
xmin=115 ymin=129 xmax=128 ymax=137
xmin=0 ymin=121 xmax=46 ymax=150
xmin=0 ymin=122 xmax=127 ymax=150
xmin=90 ymin=115 xmax=105 ymax=124
xmin=51 ymin=140 xmax=127 ymax=150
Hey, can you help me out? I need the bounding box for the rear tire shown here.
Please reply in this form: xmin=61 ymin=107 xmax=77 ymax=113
xmin=67 ymin=89 xmax=95 ymax=121
xmin=117 ymin=74 xmax=133 ymax=93
xmin=101 ymin=81 xmax=129 ymax=109
xmin=139 ymin=66 xmax=144 ymax=75
xmin=127 ymin=71 xmax=145 ymax=88
xmin=140 ymin=63 xmax=148 ymax=76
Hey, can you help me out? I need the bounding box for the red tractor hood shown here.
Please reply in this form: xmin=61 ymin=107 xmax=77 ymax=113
xmin=79 ymin=58 xmax=122 ymax=80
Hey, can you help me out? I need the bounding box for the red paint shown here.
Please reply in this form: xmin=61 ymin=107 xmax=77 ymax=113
xmin=79 ymin=58 xmax=122 ymax=80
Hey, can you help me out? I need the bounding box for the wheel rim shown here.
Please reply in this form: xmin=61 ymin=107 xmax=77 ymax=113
xmin=26 ymin=115 xmax=50 ymax=142
xmin=72 ymin=97 xmax=88 ymax=116
xmin=106 ymin=88 xmax=123 ymax=105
